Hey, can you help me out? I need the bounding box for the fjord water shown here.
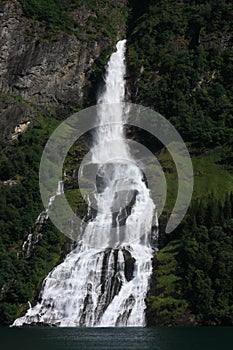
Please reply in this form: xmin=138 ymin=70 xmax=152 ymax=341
xmin=13 ymin=40 xmax=156 ymax=327
xmin=2 ymin=327 xmax=232 ymax=350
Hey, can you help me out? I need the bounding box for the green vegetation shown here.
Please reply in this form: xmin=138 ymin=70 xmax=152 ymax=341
xmin=148 ymin=195 xmax=233 ymax=325
xmin=84 ymin=48 xmax=113 ymax=106
xmin=177 ymin=194 xmax=233 ymax=325
xmin=19 ymin=0 xmax=127 ymax=42
xmin=18 ymin=0 xmax=75 ymax=33
xmin=147 ymin=240 xmax=190 ymax=325
xmin=192 ymin=148 xmax=233 ymax=199
xmin=0 ymin=116 xmax=69 ymax=325
xmin=128 ymin=0 xmax=233 ymax=148
xmin=158 ymin=146 xmax=233 ymax=215
xmin=62 ymin=140 xmax=89 ymax=216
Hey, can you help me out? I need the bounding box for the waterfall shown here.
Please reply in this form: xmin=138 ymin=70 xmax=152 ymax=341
xmin=13 ymin=40 xmax=156 ymax=327
xmin=21 ymin=180 xmax=64 ymax=258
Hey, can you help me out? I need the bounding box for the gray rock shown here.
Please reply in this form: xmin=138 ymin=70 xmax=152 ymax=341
xmin=0 ymin=0 xmax=126 ymax=140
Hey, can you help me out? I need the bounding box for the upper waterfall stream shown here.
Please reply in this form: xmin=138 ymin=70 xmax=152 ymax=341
xmin=13 ymin=40 xmax=157 ymax=327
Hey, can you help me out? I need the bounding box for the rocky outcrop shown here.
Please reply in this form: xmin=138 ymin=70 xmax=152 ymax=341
xmin=0 ymin=178 xmax=18 ymax=186
xmin=0 ymin=0 xmax=127 ymax=140
xmin=199 ymin=31 xmax=233 ymax=51
xmin=11 ymin=120 xmax=30 ymax=140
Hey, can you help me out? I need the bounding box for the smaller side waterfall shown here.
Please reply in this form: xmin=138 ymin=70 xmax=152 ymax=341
xmin=21 ymin=181 xmax=64 ymax=258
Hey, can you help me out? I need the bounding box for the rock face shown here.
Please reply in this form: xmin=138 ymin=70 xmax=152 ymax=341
xmin=0 ymin=0 xmax=126 ymax=140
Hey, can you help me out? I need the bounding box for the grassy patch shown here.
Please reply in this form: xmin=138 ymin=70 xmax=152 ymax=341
xmin=158 ymin=146 xmax=233 ymax=214
xmin=192 ymin=147 xmax=233 ymax=200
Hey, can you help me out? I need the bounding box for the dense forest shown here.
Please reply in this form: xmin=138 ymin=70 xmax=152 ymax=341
xmin=0 ymin=0 xmax=232 ymax=326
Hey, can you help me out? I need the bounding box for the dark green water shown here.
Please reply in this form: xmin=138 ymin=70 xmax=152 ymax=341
xmin=1 ymin=327 xmax=232 ymax=350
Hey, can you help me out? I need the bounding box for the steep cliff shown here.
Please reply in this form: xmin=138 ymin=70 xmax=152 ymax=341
xmin=0 ymin=0 xmax=127 ymax=140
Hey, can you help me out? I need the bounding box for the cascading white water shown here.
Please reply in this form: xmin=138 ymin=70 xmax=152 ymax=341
xmin=21 ymin=180 xmax=64 ymax=258
xmin=13 ymin=40 xmax=156 ymax=327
